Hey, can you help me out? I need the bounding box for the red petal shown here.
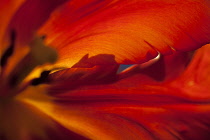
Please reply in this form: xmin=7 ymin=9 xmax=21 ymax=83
xmin=37 ymin=45 xmax=210 ymax=139
xmin=39 ymin=0 xmax=210 ymax=67
xmin=5 ymin=0 xmax=68 ymax=46
xmin=37 ymin=86 xmax=210 ymax=140
xmin=0 ymin=0 xmax=25 ymax=50
xmin=170 ymin=44 xmax=210 ymax=100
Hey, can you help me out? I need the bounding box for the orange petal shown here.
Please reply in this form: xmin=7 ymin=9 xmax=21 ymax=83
xmin=39 ymin=0 xmax=210 ymax=67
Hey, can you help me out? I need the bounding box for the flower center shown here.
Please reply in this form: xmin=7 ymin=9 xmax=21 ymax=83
xmin=0 ymin=31 xmax=59 ymax=140
xmin=0 ymin=31 xmax=58 ymax=98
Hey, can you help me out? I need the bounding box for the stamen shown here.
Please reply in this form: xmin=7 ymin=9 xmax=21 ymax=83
xmin=0 ymin=34 xmax=58 ymax=97
xmin=31 ymin=70 xmax=51 ymax=86
xmin=0 ymin=30 xmax=16 ymax=67
xmin=9 ymin=36 xmax=57 ymax=86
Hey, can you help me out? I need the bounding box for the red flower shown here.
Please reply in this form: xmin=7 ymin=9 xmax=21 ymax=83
xmin=0 ymin=0 xmax=210 ymax=140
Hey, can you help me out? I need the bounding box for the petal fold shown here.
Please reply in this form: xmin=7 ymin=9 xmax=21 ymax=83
xmin=48 ymin=54 xmax=119 ymax=94
xmin=119 ymin=51 xmax=192 ymax=82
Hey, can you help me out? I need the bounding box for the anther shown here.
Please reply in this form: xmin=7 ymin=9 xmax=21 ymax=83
xmin=0 ymin=30 xmax=16 ymax=67
xmin=31 ymin=70 xmax=51 ymax=86
xmin=41 ymin=35 xmax=46 ymax=40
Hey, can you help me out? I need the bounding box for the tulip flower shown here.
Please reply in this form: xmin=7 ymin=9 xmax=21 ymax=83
xmin=0 ymin=0 xmax=210 ymax=140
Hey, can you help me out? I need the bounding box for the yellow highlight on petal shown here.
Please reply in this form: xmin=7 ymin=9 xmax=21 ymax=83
xmin=17 ymin=86 xmax=116 ymax=140
xmin=0 ymin=85 xmax=55 ymax=140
